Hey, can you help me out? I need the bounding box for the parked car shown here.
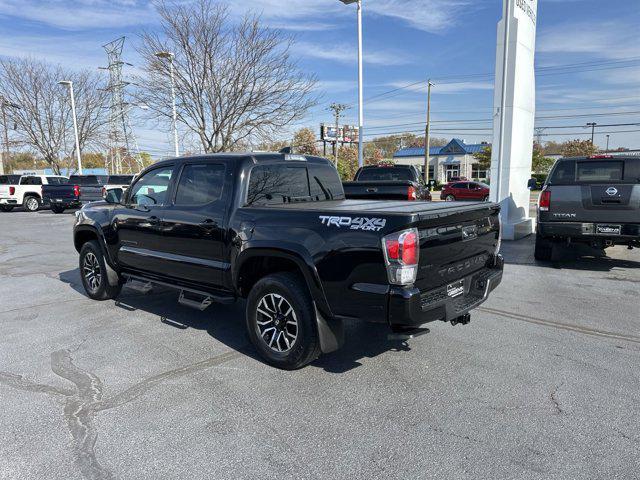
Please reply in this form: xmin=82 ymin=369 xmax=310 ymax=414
xmin=74 ymin=152 xmax=503 ymax=369
xmin=42 ymin=175 xmax=109 ymax=213
xmin=440 ymin=181 xmax=490 ymax=202
xmin=535 ymin=155 xmax=640 ymax=260
xmin=103 ymin=175 xmax=135 ymax=195
xmin=343 ymin=165 xmax=432 ymax=201
xmin=0 ymin=174 xmax=68 ymax=212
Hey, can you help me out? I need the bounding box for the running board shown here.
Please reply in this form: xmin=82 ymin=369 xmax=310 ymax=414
xmin=178 ymin=290 xmax=213 ymax=311
xmin=124 ymin=278 xmax=153 ymax=294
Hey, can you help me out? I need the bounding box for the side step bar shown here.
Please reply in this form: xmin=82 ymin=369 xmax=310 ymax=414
xmin=121 ymin=273 xmax=235 ymax=310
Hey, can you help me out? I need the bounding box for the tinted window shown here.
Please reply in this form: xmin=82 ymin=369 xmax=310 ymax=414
xmin=451 ymin=183 xmax=467 ymax=189
xmin=576 ymin=161 xmax=623 ymax=182
xmin=548 ymin=161 xmax=576 ymax=184
xmin=20 ymin=176 xmax=42 ymax=185
xmin=357 ymin=167 xmax=413 ymax=181
xmin=0 ymin=175 xmax=20 ymax=184
xmin=46 ymin=177 xmax=67 ymax=185
xmin=129 ymin=167 xmax=174 ymax=206
xmin=108 ymin=175 xmax=133 ymax=185
xmin=308 ymin=164 xmax=345 ymax=200
xmin=247 ymin=165 xmax=309 ymax=206
xmin=175 ymin=164 xmax=225 ymax=205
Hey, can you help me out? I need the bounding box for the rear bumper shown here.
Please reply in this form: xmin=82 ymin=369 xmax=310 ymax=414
xmin=538 ymin=222 xmax=640 ymax=243
xmin=43 ymin=198 xmax=82 ymax=208
xmin=0 ymin=198 xmax=19 ymax=205
xmin=387 ymin=254 xmax=503 ymax=326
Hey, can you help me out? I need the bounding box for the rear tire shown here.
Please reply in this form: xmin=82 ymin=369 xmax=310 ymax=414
xmin=23 ymin=195 xmax=40 ymax=212
xmin=445 ymin=194 xmax=456 ymax=202
xmin=0 ymin=205 xmax=13 ymax=212
xmin=246 ymin=272 xmax=321 ymax=370
xmin=534 ymin=233 xmax=554 ymax=261
xmin=50 ymin=205 xmax=65 ymax=214
xmin=79 ymin=240 xmax=122 ymax=300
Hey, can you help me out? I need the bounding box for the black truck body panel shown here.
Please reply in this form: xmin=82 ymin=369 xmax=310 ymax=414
xmin=74 ymin=153 xmax=502 ymax=328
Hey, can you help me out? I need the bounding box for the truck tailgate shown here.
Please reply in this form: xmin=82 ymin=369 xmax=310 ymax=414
xmin=548 ymin=184 xmax=640 ymax=223
xmin=414 ymin=204 xmax=500 ymax=291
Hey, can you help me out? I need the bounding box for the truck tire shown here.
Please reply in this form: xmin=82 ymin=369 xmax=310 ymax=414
xmin=445 ymin=194 xmax=456 ymax=201
xmin=23 ymin=195 xmax=40 ymax=212
xmin=50 ymin=205 xmax=65 ymax=214
xmin=79 ymin=240 xmax=122 ymax=301
xmin=246 ymin=272 xmax=321 ymax=370
xmin=0 ymin=205 xmax=13 ymax=212
xmin=534 ymin=233 xmax=554 ymax=261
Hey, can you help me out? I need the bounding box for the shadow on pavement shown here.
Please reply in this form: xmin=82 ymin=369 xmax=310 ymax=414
xmin=57 ymin=269 xmax=414 ymax=373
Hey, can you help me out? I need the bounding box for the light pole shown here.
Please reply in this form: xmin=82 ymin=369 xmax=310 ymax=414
xmin=586 ymin=122 xmax=597 ymax=145
xmin=423 ymin=80 xmax=434 ymax=187
xmin=155 ymin=51 xmax=179 ymax=157
xmin=606 ymin=134 xmax=610 ymax=153
xmin=339 ymin=0 xmax=364 ymax=168
xmin=58 ymin=81 xmax=83 ymax=175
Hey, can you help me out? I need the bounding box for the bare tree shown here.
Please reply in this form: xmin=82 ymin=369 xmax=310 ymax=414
xmin=0 ymin=58 xmax=108 ymax=174
xmin=135 ymin=0 xmax=317 ymax=153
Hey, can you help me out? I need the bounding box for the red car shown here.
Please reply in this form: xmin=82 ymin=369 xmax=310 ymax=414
xmin=440 ymin=181 xmax=490 ymax=201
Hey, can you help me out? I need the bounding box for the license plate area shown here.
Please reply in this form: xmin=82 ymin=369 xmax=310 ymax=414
xmin=596 ymin=224 xmax=621 ymax=235
xmin=447 ymin=280 xmax=464 ymax=298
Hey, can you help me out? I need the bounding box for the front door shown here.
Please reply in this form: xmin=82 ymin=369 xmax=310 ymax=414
xmin=112 ymin=165 xmax=176 ymax=274
xmin=156 ymin=161 xmax=229 ymax=287
xmin=446 ymin=166 xmax=460 ymax=182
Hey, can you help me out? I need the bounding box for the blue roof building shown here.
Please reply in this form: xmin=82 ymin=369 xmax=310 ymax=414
xmin=393 ymin=138 xmax=491 ymax=183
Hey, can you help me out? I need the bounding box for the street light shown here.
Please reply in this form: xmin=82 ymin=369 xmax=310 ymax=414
xmin=58 ymin=80 xmax=83 ymax=175
xmin=339 ymin=0 xmax=364 ymax=168
xmin=606 ymin=134 xmax=610 ymax=153
xmin=154 ymin=51 xmax=180 ymax=157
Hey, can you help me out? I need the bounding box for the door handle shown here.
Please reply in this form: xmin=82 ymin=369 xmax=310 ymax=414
xmin=366 ymin=188 xmax=377 ymax=193
xmin=199 ymin=218 xmax=218 ymax=227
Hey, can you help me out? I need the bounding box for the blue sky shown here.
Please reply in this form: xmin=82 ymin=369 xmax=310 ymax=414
xmin=0 ymin=0 xmax=638 ymax=158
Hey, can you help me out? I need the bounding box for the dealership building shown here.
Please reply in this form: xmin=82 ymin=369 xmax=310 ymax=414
xmin=393 ymin=138 xmax=491 ymax=183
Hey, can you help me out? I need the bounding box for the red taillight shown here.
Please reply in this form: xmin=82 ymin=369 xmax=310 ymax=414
xmin=539 ymin=189 xmax=551 ymax=211
xmin=382 ymin=228 xmax=419 ymax=285
xmin=9 ymin=186 xmax=15 ymax=196
xmin=407 ymin=185 xmax=417 ymax=201
xmin=73 ymin=185 xmax=80 ymax=197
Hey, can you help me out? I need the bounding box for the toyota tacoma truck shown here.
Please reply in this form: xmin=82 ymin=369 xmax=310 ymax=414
xmin=535 ymin=155 xmax=640 ymax=260
xmin=43 ymin=174 xmax=109 ymax=213
xmin=343 ymin=164 xmax=432 ymax=201
xmin=73 ymin=153 xmax=502 ymax=369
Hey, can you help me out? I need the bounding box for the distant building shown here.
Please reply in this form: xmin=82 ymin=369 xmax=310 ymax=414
xmin=393 ymin=138 xmax=490 ymax=183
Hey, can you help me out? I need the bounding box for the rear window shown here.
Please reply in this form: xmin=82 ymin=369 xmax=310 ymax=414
xmin=357 ymin=167 xmax=413 ymax=182
xmin=0 ymin=175 xmax=20 ymax=184
xmin=247 ymin=165 xmax=309 ymax=206
xmin=308 ymin=164 xmax=345 ymax=200
xmin=69 ymin=175 xmax=106 ymax=186
xmin=576 ymin=161 xmax=623 ymax=182
xmin=108 ymin=175 xmax=133 ymax=184
xmin=46 ymin=177 xmax=67 ymax=185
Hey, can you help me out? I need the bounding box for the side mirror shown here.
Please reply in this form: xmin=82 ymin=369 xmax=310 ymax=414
xmin=104 ymin=187 xmax=124 ymax=204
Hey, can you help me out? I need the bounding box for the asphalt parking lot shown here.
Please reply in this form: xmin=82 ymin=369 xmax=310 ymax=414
xmin=1 ymin=209 xmax=639 ymax=480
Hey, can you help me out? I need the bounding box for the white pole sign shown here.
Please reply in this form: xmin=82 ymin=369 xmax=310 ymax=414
xmin=490 ymin=0 xmax=538 ymax=240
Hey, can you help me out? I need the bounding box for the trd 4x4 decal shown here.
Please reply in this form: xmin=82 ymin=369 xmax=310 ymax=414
xmin=319 ymin=215 xmax=386 ymax=231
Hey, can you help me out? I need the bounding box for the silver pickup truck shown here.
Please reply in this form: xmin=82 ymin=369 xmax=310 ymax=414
xmin=535 ymin=155 xmax=640 ymax=260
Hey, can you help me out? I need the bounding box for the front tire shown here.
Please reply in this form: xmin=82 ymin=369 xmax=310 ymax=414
xmin=534 ymin=233 xmax=554 ymax=261
xmin=0 ymin=205 xmax=13 ymax=212
xmin=79 ymin=240 xmax=122 ymax=300
xmin=246 ymin=272 xmax=321 ymax=370
xmin=23 ymin=195 xmax=40 ymax=212
xmin=50 ymin=205 xmax=65 ymax=214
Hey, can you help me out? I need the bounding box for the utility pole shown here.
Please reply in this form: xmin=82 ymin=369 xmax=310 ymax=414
xmin=423 ymin=80 xmax=434 ymax=187
xmin=59 ymin=81 xmax=83 ymax=175
xmin=534 ymin=127 xmax=546 ymax=145
xmin=329 ymin=103 xmax=349 ymax=166
xmin=586 ymin=122 xmax=597 ymax=145
xmin=0 ymin=97 xmax=20 ymax=174
xmin=155 ymin=51 xmax=179 ymax=157
xmin=606 ymin=134 xmax=610 ymax=153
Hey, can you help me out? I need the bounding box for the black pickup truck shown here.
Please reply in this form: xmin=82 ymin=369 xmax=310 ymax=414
xmin=343 ymin=164 xmax=432 ymax=201
xmin=73 ymin=153 xmax=502 ymax=369
xmin=43 ymin=175 xmax=108 ymax=213
xmin=535 ymin=155 xmax=640 ymax=260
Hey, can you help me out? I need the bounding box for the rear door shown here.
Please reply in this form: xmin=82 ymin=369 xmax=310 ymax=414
xmin=154 ymin=160 xmax=230 ymax=287
xmin=547 ymin=158 xmax=640 ymax=224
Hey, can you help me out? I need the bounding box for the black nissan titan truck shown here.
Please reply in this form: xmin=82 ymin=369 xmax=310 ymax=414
xmin=73 ymin=153 xmax=503 ymax=369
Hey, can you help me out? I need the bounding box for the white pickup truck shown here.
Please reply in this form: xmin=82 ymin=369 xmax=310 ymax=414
xmin=0 ymin=174 xmax=68 ymax=212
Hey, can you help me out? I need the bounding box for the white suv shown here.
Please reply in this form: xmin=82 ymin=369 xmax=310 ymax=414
xmin=0 ymin=174 xmax=68 ymax=212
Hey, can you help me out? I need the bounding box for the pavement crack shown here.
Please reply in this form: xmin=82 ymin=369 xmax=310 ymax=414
xmin=550 ymin=383 xmax=564 ymax=415
xmin=0 ymin=346 xmax=244 ymax=480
